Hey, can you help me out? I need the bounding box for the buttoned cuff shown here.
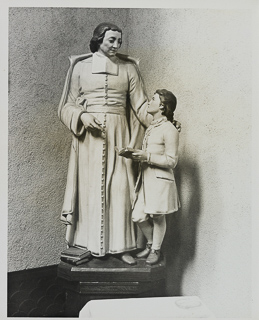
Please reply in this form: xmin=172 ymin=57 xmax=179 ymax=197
xmin=146 ymin=152 xmax=151 ymax=164
xmin=71 ymin=109 xmax=87 ymax=136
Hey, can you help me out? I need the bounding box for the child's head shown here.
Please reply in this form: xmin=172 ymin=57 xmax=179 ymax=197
xmin=155 ymin=89 xmax=177 ymax=122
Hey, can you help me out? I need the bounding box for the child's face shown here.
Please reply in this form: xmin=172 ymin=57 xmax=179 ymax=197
xmin=147 ymin=93 xmax=161 ymax=115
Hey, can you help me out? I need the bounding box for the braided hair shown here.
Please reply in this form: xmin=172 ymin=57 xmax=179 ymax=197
xmin=155 ymin=89 xmax=177 ymax=122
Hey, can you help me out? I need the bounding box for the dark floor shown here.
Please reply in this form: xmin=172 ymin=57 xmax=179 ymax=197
xmin=8 ymin=264 xmax=67 ymax=317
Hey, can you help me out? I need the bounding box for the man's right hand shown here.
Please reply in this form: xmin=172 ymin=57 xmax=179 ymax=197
xmin=80 ymin=113 xmax=104 ymax=132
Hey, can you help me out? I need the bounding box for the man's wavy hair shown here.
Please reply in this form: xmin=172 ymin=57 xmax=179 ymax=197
xmin=89 ymin=22 xmax=122 ymax=53
xmin=156 ymin=89 xmax=177 ymax=123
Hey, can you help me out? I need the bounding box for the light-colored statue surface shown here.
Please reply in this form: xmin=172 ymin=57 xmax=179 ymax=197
xmin=58 ymin=23 xmax=151 ymax=265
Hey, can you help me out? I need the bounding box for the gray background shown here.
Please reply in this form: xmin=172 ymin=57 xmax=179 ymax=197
xmin=8 ymin=7 xmax=253 ymax=318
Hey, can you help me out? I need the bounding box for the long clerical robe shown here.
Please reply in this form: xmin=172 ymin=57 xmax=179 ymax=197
xmin=58 ymin=52 xmax=151 ymax=256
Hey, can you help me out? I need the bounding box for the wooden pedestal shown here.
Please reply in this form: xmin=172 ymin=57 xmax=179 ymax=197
xmin=57 ymin=254 xmax=166 ymax=317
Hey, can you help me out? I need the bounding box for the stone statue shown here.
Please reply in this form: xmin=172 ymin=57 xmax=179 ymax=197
xmin=58 ymin=22 xmax=151 ymax=265
xmin=131 ymin=89 xmax=180 ymax=265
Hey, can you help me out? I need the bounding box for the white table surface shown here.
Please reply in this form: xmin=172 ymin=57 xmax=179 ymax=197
xmin=79 ymin=296 xmax=216 ymax=318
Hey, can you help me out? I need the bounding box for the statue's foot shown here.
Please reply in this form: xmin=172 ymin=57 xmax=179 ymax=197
xmin=136 ymin=243 xmax=152 ymax=258
xmin=121 ymin=252 xmax=137 ymax=265
xmin=146 ymin=249 xmax=161 ymax=265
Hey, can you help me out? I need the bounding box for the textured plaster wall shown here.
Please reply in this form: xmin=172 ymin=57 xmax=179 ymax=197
xmin=9 ymin=7 xmax=253 ymax=318
xmin=127 ymin=8 xmax=252 ymax=318
xmin=8 ymin=7 xmax=129 ymax=271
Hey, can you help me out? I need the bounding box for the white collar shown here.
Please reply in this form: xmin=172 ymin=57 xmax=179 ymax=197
xmin=92 ymin=52 xmax=118 ymax=75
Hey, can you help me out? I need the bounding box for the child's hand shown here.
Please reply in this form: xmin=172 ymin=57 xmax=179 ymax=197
xmin=132 ymin=150 xmax=148 ymax=162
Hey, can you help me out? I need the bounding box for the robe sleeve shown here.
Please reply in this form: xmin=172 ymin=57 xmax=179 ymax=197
xmin=59 ymin=62 xmax=86 ymax=136
xmin=126 ymin=63 xmax=152 ymax=149
xmin=127 ymin=63 xmax=152 ymax=128
xmin=149 ymin=124 xmax=179 ymax=169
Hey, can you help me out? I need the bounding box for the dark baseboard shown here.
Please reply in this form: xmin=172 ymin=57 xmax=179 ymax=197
xmin=8 ymin=264 xmax=68 ymax=317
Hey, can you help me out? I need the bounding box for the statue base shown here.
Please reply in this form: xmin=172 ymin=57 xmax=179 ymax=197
xmin=57 ymin=254 xmax=166 ymax=317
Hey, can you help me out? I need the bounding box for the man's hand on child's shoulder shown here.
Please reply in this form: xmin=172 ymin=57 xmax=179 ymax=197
xmin=173 ymin=120 xmax=181 ymax=132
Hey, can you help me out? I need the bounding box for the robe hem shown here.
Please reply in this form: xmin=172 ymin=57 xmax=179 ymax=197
xmin=90 ymin=246 xmax=137 ymax=257
xmin=144 ymin=207 xmax=180 ymax=215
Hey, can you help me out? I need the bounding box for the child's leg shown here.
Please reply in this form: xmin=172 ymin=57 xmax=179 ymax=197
xmin=135 ymin=220 xmax=153 ymax=258
xmin=133 ymin=217 xmax=153 ymax=258
xmin=146 ymin=214 xmax=166 ymax=265
xmin=151 ymin=215 xmax=166 ymax=250
xmin=132 ymin=187 xmax=154 ymax=258
xmin=138 ymin=220 xmax=153 ymax=245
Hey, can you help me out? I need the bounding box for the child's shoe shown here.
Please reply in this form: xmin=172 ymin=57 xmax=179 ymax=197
xmin=146 ymin=249 xmax=160 ymax=265
xmin=136 ymin=243 xmax=152 ymax=258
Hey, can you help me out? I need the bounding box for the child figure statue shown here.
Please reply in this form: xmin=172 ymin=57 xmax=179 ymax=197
xmin=131 ymin=89 xmax=180 ymax=265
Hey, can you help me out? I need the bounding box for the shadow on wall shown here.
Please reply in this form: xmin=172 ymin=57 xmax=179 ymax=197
xmin=162 ymin=158 xmax=201 ymax=296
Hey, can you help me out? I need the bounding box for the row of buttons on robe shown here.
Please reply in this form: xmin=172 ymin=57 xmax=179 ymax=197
xmin=100 ymin=74 xmax=108 ymax=252
xmin=104 ymin=74 xmax=108 ymax=103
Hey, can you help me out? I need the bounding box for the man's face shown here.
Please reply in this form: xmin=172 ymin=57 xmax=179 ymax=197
xmin=98 ymin=30 xmax=122 ymax=57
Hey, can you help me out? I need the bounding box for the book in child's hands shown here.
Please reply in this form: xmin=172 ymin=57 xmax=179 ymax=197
xmin=115 ymin=146 xmax=137 ymax=159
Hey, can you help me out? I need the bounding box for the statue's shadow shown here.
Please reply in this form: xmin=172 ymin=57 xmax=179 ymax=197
xmin=162 ymin=158 xmax=201 ymax=296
